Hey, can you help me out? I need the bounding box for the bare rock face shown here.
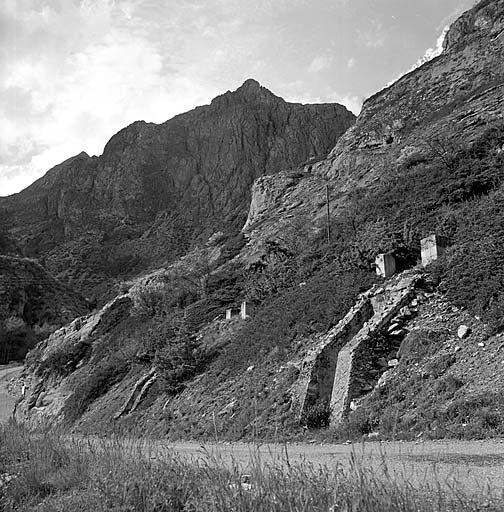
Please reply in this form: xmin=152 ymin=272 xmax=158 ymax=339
xmin=14 ymin=294 xmax=132 ymax=427
xmin=242 ymin=0 xmax=504 ymax=248
xmin=0 ymin=256 xmax=89 ymax=363
xmin=0 ymin=80 xmax=355 ymax=299
xmin=443 ymin=0 xmax=503 ymax=52
xmin=323 ymin=0 xmax=504 ymax=182
xmin=243 ymin=170 xmax=312 ymax=230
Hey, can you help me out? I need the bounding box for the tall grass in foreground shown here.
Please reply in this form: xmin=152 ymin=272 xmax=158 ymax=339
xmin=0 ymin=423 xmax=501 ymax=512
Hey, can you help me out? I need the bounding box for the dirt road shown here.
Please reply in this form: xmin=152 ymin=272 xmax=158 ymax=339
xmin=114 ymin=437 xmax=504 ymax=496
xmin=3 ymin=359 xmax=503 ymax=496
xmin=0 ymin=365 xmax=22 ymax=424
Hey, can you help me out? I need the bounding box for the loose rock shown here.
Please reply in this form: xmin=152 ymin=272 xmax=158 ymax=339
xmin=457 ymin=325 xmax=471 ymax=339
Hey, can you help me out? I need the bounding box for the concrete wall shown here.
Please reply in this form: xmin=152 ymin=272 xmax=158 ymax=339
xmin=375 ymin=253 xmax=396 ymax=278
xmin=295 ymin=297 xmax=374 ymax=420
xmin=421 ymin=235 xmax=449 ymax=266
xmin=226 ymin=308 xmax=240 ymax=320
xmin=240 ymin=301 xmax=254 ymax=319
xmin=329 ymin=274 xmax=419 ymax=425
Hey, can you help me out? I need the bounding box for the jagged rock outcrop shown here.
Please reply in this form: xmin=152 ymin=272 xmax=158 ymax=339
xmin=0 ymin=80 xmax=354 ymax=299
xmin=15 ymin=294 xmax=131 ymax=426
xmin=0 ymin=256 xmax=88 ymax=363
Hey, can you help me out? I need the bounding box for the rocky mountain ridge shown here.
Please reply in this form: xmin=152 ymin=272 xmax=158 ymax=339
xmin=0 ymin=80 xmax=354 ymax=301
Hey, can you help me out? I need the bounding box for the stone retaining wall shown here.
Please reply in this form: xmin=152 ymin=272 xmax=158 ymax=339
xmin=294 ymin=271 xmax=421 ymax=426
xmin=329 ymin=275 xmax=418 ymax=424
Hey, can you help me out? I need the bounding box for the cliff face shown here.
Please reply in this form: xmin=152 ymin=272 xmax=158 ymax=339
xmin=243 ymin=0 xmax=504 ymax=250
xmin=0 ymin=256 xmax=88 ymax=363
xmin=323 ymin=0 xmax=504 ymax=181
xmin=0 ymin=80 xmax=354 ymax=299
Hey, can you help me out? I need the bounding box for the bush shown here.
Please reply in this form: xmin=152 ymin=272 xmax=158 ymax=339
xmin=301 ymin=399 xmax=332 ymax=429
xmin=154 ymin=319 xmax=205 ymax=395
xmin=432 ymin=191 xmax=504 ymax=332
xmin=441 ymin=393 xmax=504 ymax=438
xmin=130 ymin=282 xmax=170 ymax=317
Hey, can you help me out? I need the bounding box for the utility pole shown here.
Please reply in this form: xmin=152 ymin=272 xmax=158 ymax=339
xmin=326 ymin=183 xmax=331 ymax=247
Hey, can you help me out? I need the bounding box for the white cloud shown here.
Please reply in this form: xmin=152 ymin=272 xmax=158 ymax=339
xmin=308 ymin=55 xmax=332 ymax=73
xmin=357 ymin=20 xmax=386 ymax=49
xmin=329 ymin=93 xmax=362 ymax=116
xmin=281 ymin=82 xmax=362 ymax=116
xmin=385 ymin=25 xmax=449 ymax=88
xmin=0 ymin=0 xmax=222 ymax=196
xmin=347 ymin=57 xmax=356 ymax=69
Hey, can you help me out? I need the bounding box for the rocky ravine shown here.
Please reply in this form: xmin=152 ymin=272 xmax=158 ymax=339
xmin=0 ymin=80 xmax=355 ymax=301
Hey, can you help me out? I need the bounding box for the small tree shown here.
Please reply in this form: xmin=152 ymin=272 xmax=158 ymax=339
xmin=154 ymin=317 xmax=202 ymax=395
xmin=421 ymin=135 xmax=463 ymax=172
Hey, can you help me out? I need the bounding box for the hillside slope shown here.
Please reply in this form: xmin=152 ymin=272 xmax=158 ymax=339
xmin=0 ymin=80 xmax=354 ymax=301
xmin=242 ymin=0 xmax=504 ymax=256
xmin=0 ymin=257 xmax=88 ymax=364
xmin=14 ymin=0 xmax=504 ymax=440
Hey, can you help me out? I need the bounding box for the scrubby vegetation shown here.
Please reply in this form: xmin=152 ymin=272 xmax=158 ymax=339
xmin=328 ymin=124 xmax=504 ymax=327
xmin=333 ymin=325 xmax=504 ymax=441
xmin=221 ymin=265 xmax=376 ymax=373
xmin=1 ymin=423 xmax=502 ymax=512
xmin=14 ymin=121 xmax=504 ymax=441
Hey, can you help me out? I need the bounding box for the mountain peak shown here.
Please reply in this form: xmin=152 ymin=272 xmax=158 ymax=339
xmin=211 ymin=78 xmax=280 ymax=107
xmin=235 ymin=78 xmax=277 ymax=101
xmin=237 ymin=78 xmax=263 ymax=92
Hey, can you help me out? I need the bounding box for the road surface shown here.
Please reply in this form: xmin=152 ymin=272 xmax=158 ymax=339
xmin=3 ymin=362 xmax=503 ymax=497
xmin=83 ymin=435 xmax=504 ymax=497
xmin=0 ymin=365 xmax=22 ymax=424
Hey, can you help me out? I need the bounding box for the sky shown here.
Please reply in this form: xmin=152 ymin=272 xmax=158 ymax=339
xmin=0 ymin=0 xmax=477 ymax=196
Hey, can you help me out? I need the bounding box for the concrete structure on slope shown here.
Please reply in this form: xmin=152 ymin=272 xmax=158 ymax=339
xmin=226 ymin=301 xmax=254 ymax=321
xmin=240 ymin=301 xmax=254 ymax=319
xmin=294 ymin=271 xmax=422 ymax=426
xmin=421 ymin=235 xmax=449 ymax=266
xmin=375 ymin=253 xmax=397 ymax=278
xmin=226 ymin=308 xmax=240 ymax=320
